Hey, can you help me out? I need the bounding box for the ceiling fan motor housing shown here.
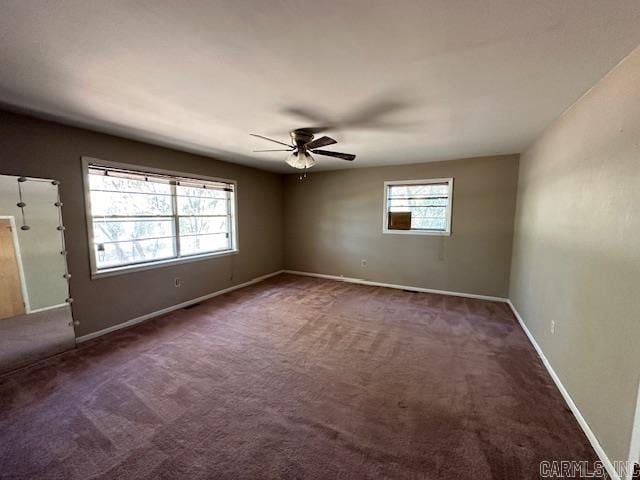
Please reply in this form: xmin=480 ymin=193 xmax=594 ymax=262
xmin=290 ymin=129 xmax=315 ymax=151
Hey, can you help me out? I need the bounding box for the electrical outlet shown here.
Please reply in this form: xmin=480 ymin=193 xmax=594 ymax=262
xmin=361 ymin=259 xmax=367 ymax=267
xmin=550 ymin=320 xmax=555 ymax=334
xmin=174 ymin=277 xmax=182 ymax=288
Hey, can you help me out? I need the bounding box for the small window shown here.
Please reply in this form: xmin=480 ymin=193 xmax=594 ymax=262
xmin=383 ymin=178 xmax=453 ymax=235
xmin=83 ymin=159 xmax=238 ymax=277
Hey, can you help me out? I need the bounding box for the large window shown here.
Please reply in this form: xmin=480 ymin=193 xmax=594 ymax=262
xmin=84 ymin=159 xmax=237 ymax=276
xmin=383 ymin=178 xmax=453 ymax=235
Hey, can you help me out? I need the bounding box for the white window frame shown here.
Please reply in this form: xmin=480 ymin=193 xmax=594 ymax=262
xmin=382 ymin=178 xmax=454 ymax=236
xmin=82 ymin=157 xmax=239 ymax=279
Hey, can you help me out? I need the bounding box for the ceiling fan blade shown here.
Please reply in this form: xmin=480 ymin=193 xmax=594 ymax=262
xmin=282 ymin=106 xmax=329 ymax=124
xmin=280 ymin=107 xmax=336 ymax=134
xmin=343 ymin=98 xmax=407 ymax=127
xmin=250 ymin=133 xmax=294 ymax=148
xmin=253 ymin=149 xmax=294 ymax=152
xmin=306 ymin=136 xmax=337 ymax=149
xmin=311 ymin=149 xmax=356 ymax=161
xmin=303 ymin=126 xmax=333 ymax=134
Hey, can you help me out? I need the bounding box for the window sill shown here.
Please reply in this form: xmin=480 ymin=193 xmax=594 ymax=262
xmin=91 ymin=249 xmax=239 ymax=279
xmin=382 ymin=229 xmax=451 ymax=236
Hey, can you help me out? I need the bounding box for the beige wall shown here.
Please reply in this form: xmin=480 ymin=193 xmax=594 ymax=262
xmin=284 ymin=155 xmax=519 ymax=298
xmin=509 ymin=47 xmax=640 ymax=468
xmin=0 ymin=175 xmax=68 ymax=310
xmin=0 ymin=110 xmax=284 ymax=337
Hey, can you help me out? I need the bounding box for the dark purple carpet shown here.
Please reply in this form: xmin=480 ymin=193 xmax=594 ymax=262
xmin=0 ymin=274 xmax=600 ymax=479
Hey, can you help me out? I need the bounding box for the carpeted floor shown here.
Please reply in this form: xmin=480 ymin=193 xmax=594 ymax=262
xmin=0 ymin=305 xmax=75 ymax=374
xmin=0 ymin=274 xmax=600 ymax=479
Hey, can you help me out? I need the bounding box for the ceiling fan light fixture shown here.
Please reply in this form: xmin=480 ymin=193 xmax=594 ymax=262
xmin=286 ymin=151 xmax=314 ymax=169
xmin=304 ymin=152 xmax=315 ymax=168
xmin=286 ymin=151 xmax=302 ymax=169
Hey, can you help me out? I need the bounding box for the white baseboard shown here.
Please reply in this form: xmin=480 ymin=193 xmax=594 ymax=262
xmin=507 ymin=300 xmax=620 ymax=480
xmin=76 ymin=270 xmax=284 ymax=343
xmin=283 ymin=270 xmax=509 ymax=303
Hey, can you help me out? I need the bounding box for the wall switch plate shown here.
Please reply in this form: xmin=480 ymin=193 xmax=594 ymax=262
xmin=174 ymin=277 xmax=182 ymax=288
xmin=361 ymin=259 xmax=367 ymax=267
xmin=550 ymin=320 xmax=555 ymax=334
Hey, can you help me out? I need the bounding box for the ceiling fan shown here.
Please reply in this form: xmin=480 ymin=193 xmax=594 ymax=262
xmin=250 ymin=129 xmax=356 ymax=170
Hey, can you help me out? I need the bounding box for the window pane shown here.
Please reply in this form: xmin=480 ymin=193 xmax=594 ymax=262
xmin=411 ymin=217 xmax=447 ymax=230
xmin=95 ymin=238 xmax=175 ymax=269
xmin=388 ymin=198 xmax=448 ymax=207
xmin=180 ymin=233 xmax=230 ymax=256
xmin=176 ymin=185 xmax=227 ymax=199
xmin=89 ymin=174 xmax=172 ymax=195
xmin=88 ymin=165 xmax=237 ymax=272
xmin=388 ymin=184 xmax=448 ymax=197
xmin=389 ymin=206 xmax=447 ymax=218
xmin=90 ymin=191 xmax=172 ymax=216
xmin=93 ymin=218 xmax=174 ymax=243
xmin=179 ymin=216 xmax=228 ymax=236
xmin=177 ymin=195 xmax=228 ymax=215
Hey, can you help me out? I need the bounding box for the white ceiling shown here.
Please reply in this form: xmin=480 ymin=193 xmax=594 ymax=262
xmin=1 ymin=1 xmax=640 ymax=173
